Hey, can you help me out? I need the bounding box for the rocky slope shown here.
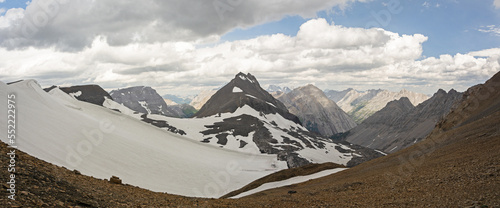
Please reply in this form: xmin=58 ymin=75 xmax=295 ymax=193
xmin=277 ymin=84 xmax=357 ymax=136
xmin=328 ymin=88 xmax=429 ymax=123
xmin=345 ymin=89 xmax=462 ymax=153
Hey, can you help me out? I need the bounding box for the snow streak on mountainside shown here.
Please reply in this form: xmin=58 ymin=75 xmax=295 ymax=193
xmin=277 ymin=84 xmax=357 ymax=136
xmin=326 ymin=88 xmax=429 ymax=123
xmin=345 ymin=89 xmax=462 ymax=152
xmin=0 ymin=80 xmax=288 ymax=198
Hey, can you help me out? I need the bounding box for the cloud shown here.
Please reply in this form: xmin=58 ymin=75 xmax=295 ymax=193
xmin=2 ymin=18 xmax=497 ymax=95
xmin=0 ymin=0 xmax=356 ymax=51
xmin=495 ymin=0 xmax=500 ymax=9
xmin=478 ymin=25 xmax=500 ymax=36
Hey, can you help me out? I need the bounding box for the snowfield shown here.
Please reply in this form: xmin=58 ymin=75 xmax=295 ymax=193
xmin=0 ymin=80 xmax=287 ymax=198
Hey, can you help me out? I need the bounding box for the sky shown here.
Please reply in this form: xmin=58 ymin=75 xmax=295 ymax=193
xmin=0 ymin=0 xmax=499 ymax=96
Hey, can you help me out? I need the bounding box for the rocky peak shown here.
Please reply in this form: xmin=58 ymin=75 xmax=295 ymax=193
xmin=278 ymin=84 xmax=357 ymax=136
xmin=194 ymin=72 xmax=301 ymax=124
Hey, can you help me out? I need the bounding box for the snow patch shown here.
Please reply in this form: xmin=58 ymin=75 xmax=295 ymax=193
xmin=69 ymin=91 xmax=82 ymax=98
xmin=231 ymin=168 xmax=347 ymax=198
xmin=233 ymin=86 xmax=243 ymax=93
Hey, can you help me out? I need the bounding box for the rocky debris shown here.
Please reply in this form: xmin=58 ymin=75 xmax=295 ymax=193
xmin=345 ymin=89 xmax=462 ymax=153
xmin=109 ymin=176 xmax=122 ymax=185
xmin=277 ymin=84 xmax=357 ymax=136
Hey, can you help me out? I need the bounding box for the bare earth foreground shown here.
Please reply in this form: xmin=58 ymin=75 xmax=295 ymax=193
xmin=1 ymin=73 xmax=500 ymax=207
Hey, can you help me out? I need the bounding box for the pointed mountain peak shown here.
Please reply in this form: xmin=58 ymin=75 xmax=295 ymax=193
xmin=195 ymin=73 xmax=301 ymax=124
xmin=235 ymin=72 xmax=258 ymax=85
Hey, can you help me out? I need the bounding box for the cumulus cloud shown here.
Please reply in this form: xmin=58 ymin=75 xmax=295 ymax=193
xmin=2 ymin=18 xmax=497 ymax=95
xmin=495 ymin=0 xmax=500 ymax=9
xmin=0 ymin=0 xmax=357 ymax=50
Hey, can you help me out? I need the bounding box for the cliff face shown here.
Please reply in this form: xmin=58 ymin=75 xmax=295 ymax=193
xmin=278 ymin=84 xmax=357 ymax=136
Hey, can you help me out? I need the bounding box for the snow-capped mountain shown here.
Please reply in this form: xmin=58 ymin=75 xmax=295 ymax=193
xmin=326 ymin=88 xmax=429 ymax=123
xmin=0 ymin=80 xmax=294 ymax=198
xmin=266 ymin=85 xmax=292 ymax=93
xmin=150 ymin=73 xmax=382 ymax=168
xmin=277 ymin=84 xmax=357 ymax=136
xmin=344 ymin=89 xmax=462 ymax=153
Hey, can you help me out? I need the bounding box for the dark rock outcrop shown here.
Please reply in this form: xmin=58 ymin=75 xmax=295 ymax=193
xmin=45 ymin=85 xmax=112 ymax=106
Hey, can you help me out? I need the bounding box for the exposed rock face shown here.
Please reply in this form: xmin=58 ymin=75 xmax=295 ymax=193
xmin=195 ymin=72 xmax=301 ymax=124
xmin=345 ymin=89 xmax=462 ymax=153
xmin=110 ymin=86 xmax=178 ymax=117
xmin=277 ymin=84 xmax=357 ymax=136
xmin=45 ymin=85 xmax=113 ymax=106
xmin=327 ymin=88 xmax=429 ymax=123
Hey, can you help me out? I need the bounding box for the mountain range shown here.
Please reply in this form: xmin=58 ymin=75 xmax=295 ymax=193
xmin=325 ymin=88 xmax=429 ymax=123
xmin=0 ymin=73 xmax=382 ymax=198
xmin=2 ymin=71 xmax=498 ymax=207
xmin=344 ymin=89 xmax=462 ymax=153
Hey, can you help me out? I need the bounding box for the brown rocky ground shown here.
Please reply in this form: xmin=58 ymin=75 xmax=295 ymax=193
xmin=1 ymin=72 xmax=499 ymax=207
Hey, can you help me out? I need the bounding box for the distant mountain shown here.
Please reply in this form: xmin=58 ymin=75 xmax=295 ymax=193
xmin=163 ymin=94 xmax=193 ymax=105
xmin=109 ymin=86 xmax=179 ymax=117
xmin=277 ymin=84 xmax=357 ymax=136
xmin=44 ymin=85 xmax=112 ymax=106
xmin=190 ymin=89 xmax=217 ymax=110
xmin=165 ymin=104 xmax=198 ymax=118
xmin=324 ymin=88 xmax=353 ymax=103
xmin=344 ymin=89 xmax=462 ymax=153
xmin=267 ymin=85 xmax=292 ymax=93
xmin=328 ymin=88 xmax=429 ymax=123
